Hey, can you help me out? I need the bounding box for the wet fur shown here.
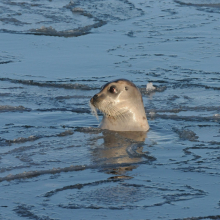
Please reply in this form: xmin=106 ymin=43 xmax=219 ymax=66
xmin=90 ymin=79 xmax=149 ymax=131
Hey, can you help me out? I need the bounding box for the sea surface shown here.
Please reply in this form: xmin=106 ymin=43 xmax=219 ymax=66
xmin=0 ymin=0 xmax=220 ymax=219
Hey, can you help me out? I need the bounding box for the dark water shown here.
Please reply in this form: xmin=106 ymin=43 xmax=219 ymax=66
xmin=0 ymin=0 xmax=220 ymax=219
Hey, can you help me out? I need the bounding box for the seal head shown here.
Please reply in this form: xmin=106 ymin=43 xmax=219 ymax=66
xmin=90 ymin=79 xmax=149 ymax=131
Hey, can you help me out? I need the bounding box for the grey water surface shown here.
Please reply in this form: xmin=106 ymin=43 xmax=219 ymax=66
xmin=0 ymin=0 xmax=220 ymax=219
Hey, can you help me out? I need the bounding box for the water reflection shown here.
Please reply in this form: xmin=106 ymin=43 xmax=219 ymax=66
xmin=91 ymin=130 xmax=154 ymax=177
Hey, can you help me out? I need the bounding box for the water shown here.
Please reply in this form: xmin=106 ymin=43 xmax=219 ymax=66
xmin=0 ymin=0 xmax=220 ymax=219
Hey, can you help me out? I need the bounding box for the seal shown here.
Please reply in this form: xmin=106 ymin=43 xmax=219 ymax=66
xmin=90 ymin=79 xmax=149 ymax=131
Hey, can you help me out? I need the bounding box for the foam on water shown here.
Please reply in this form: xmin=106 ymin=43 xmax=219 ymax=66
xmin=0 ymin=77 xmax=94 ymax=90
xmin=176 ymin=0 xmax=220 ymax=6
xmin=0 ymin=105 xmax=30 ymax=112
xmin=29 ymin=21 xmax=106 ymax=37
xmin=0 ymin=0 xmax=143 ymax=37
xmin=6 ymin=135 xmax=39 ymax=144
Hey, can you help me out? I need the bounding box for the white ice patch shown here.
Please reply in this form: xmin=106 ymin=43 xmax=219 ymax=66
xmin=146 ymin=82 xmax=156 ymax=92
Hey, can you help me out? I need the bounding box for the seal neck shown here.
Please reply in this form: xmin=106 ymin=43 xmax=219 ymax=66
xmin=100 ymin=111 xmax=149 ymax=132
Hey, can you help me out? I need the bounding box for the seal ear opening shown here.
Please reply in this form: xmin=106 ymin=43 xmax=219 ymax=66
xmin=125 ymin=86 xmax=128 ymax=91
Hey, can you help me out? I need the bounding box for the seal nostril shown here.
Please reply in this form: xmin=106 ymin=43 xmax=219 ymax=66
xmin=93 ymin=94 xmax=98 ymax=100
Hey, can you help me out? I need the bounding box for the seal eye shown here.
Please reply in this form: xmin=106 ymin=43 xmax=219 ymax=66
xmin=109 ymin=85 xmax=116 ymax=94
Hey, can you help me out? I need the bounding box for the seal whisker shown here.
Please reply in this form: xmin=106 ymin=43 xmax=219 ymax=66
xmin=89 ymin=101 xmax=99 ymax=120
